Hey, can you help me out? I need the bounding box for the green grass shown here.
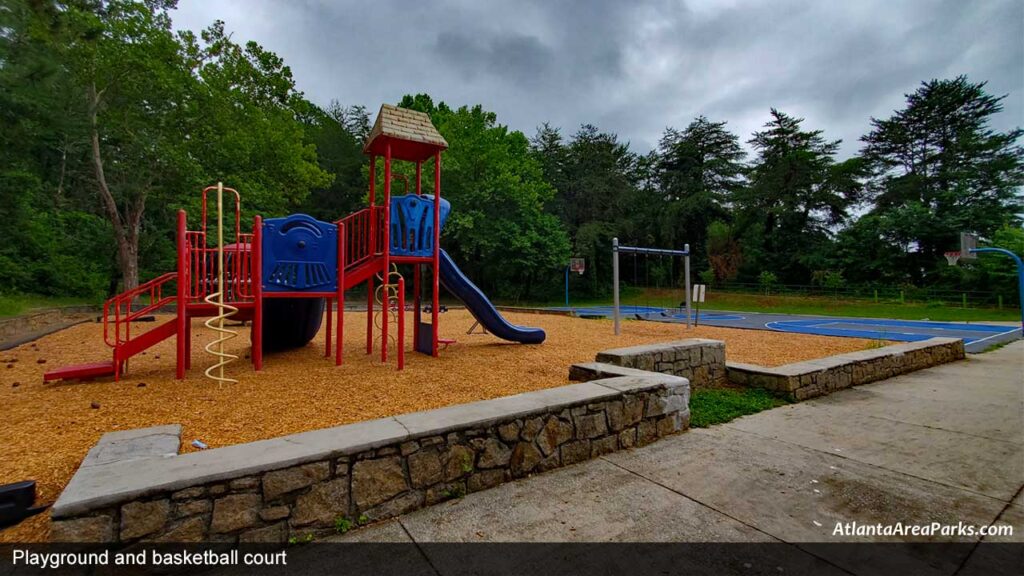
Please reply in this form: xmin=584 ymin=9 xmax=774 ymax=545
xmin=689 ymin=387 xmax=790 ymax=428
xmin=539 ymin=288 xmax=1020 ymax=322
xmin=0 ymin=294 xmax=97 ymax=318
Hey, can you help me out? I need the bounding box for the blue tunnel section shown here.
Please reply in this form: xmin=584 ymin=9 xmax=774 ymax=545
xmin=438 ymin=249 xmax=546 ymax=344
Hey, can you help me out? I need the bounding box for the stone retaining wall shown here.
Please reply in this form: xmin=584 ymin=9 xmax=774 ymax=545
xmin=726 ymin=337 xmax=965 ymax=400
xmin=51 ymin=374 xmax=690 ymax=543
xmin=574 ymin=339 xmax=726 ymax=387
xmin=0 ymin=306 xmax=96 ymax=350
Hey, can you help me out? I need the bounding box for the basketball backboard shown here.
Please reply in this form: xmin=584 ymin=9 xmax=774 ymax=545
xmin=960 ymin=233 xmax=978 ymax=260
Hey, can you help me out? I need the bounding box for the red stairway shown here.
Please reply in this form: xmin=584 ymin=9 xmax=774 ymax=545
xmin=43 ymin=273 xmax=180 ymax=382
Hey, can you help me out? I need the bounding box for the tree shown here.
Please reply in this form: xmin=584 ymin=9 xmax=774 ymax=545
xmin=860 ymin=76 xmax=1024 ymax=283
xmin=182 ymin=21 xmax=332 ymax=219
xmin=59 ymin=4 xmax=329 ymax=292
xmin=531 ymin=123 xmax=645 ymax=295
xmin=705 ymin=220 xmax=742 ymax=283
xmin=299 ymin=101 xmax=368 ymax=221
xmin=62 ymin=0 xmax=195 ymax=292
xmin=734 ymin=109 xmax=861 ymax=282
xmin=530 ymin=122 xmax=568 ymax=212
xmin=655 ymin=117 xmax=745 ymax=269
xmin=399 ymin=94 xmax=570 ymax=300
xmin=829 ymin=213 xmax=906 ymax=284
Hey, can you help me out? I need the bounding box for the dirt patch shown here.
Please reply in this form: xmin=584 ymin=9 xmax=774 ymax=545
xmin=0 ymin=309 xmax=874 ymax=541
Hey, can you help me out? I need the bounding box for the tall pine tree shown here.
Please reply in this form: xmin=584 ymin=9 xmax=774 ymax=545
xmin=655 ymin=116 xmax=745 ymax=270
xmin=860 ymin=76 xmax=1024 ymax=283
xmin=735 ymin=109 xmax=860 ymax=282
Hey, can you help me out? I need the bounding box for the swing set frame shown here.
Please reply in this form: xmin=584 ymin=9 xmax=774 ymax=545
xmin=611 ymin=237 xmax=692 ymax=335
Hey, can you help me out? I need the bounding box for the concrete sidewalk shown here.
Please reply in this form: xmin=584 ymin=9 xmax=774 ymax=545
xmin=333 ymin=342 xmax=1023 ymax=575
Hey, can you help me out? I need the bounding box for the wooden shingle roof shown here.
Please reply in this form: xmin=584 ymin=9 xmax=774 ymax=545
xmin=363 ymin=104 xmax=448 ymax=161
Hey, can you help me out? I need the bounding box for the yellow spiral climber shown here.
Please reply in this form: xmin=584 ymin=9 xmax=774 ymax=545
xmin=203 ymin=182 xmax=240 ymax=384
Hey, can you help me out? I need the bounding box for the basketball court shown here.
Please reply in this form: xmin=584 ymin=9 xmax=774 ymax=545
xmin=546 ymin=305 xmax=1020 ymax=353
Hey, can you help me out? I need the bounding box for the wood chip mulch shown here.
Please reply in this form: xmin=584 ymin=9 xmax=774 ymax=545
xmin=0 ymin=309 xmax=875 ymax=541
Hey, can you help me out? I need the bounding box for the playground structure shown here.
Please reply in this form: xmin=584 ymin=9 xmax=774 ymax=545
xmin=611 ymin=237 xmax=692 ymax=335
xmin=43 ymin=105 xmax=545 ymax=383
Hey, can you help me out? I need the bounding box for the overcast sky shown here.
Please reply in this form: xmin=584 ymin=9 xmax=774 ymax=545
xmin=172 ymin=0 xmax=1023 ymax=157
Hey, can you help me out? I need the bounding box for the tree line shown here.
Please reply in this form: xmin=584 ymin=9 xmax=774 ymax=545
xmin=2 ymin=1 xmax=1022 ymax=305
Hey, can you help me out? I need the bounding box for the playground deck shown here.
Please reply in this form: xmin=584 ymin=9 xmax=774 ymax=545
xmin=0 ymin=309 xmax=875 ymax=542
xmin=548 ymin=306 xmax=1021 ymax=353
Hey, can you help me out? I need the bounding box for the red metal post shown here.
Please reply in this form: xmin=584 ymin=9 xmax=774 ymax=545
xmin=115 ymin=295 xmax=122 ymax=381
xmin=176 ymin=209 xmax=187 ymax=379
xmin=413 ymin=265 xmax=421 ymax=345
xmin=397 ymin=276 xmax=405 ymax=370
xmin=366 ymin=155 xmax=376 ymax=355
xmin=336 ymin=222 xmax=345 ymax=365
xmin=381 ymin=143 xmax=392 ymax=364
xmin=416 ymin=162 xmax=422 ymax=196
xmin=253 ymin=215 xmax=264 ymax=371
xmin=432 ymin=152 xmax=441 ymax=357
xmin=325 ymin=298 xmax=332 ymax=357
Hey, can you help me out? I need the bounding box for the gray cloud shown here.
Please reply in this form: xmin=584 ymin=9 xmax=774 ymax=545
xmin=172 ymin=0 xmax=1023 ymax=157
xmin=434 ymin=31 xmax=555 ymax=87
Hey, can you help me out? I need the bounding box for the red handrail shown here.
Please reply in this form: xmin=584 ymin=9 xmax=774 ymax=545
xmin=335 ymin=206 xmax=384 ymax=271
xmin=235 ymin=233 xmax=254 ymax=299
xmin=103 ymin=272 xmax=178 ymax=348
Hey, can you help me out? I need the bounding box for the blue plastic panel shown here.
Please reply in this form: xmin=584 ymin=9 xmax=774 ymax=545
xmin=262 ymin=214 xmax=338 ymax=292
xmin=390 ymin=194 xmax=451 ymax=257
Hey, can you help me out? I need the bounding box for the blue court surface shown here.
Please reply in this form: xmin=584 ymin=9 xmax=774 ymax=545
xmin=548 ymin=305 xmax=1020 ymax=353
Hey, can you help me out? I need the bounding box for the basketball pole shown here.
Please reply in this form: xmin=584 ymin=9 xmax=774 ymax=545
xmin=613 ymin=238 xmax=621 ymax=336
xmin=565 ymin=265 xmax=570 ymax=309
xmin=969 ymin=247 xmax=1024 ymax=332
xmin=683 ymin=243 xmax=691 ymax=329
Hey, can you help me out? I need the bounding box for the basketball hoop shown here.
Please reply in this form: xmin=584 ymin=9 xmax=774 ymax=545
xmin=944 ymin=251 xmax=961 ymax=266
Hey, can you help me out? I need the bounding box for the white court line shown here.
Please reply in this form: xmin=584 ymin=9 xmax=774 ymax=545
xmin=967 ymin=327 xmax=1023 ymax=346
xmin=814 ymin=320 xmax=1018 ymax=341
xmin=766 ymin=320 xmax=920 ymax=338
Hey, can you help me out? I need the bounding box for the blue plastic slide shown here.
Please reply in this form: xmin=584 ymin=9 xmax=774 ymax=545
xmin=438 ymin=250 xmax=546 ymax=344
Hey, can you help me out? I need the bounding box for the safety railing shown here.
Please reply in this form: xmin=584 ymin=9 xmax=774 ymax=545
xmin=183 ymin=231 xmax=254 ymax=304
xmin=336 ymin=206 xmax=385 ymax=270
xmin=235 ymin=232 xmax=255 ymax=299
xmin=103 ymin=272 xmax=178 ymax=348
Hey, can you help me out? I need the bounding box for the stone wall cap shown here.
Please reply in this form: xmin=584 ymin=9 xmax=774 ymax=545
xmin=725 ymin=337 xmax=962 ymax=381
xmin=593 ymin=374 xmax=689 ymax=393
xmin=597 ymin=339 xmax=724 ymax=358
xmin=53 ymin=375 xmax=681 ymax=519
xmin=570 ymin=362 xmax=657 ymax=379
xmin=395 ymin=392 xmax=551 ymax=437
xmin=53 ymin=418 xmax=408 ymax=518
xmin=96 ymin=424 xmax=181 ymax=444
xmin=725 ymin=361 xmax=776 ymax=373
xmin=81 ymin=424 xmax=182 ymax=469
